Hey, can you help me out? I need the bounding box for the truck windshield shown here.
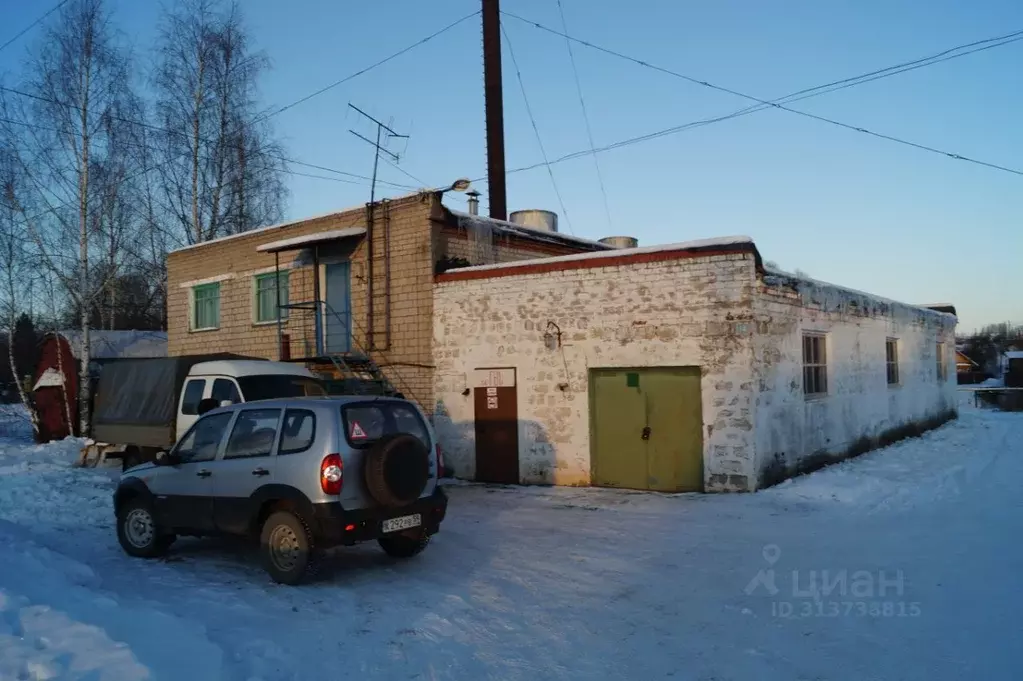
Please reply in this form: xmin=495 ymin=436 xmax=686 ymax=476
xmin=236 ymin=375 xmax=327 ymax=401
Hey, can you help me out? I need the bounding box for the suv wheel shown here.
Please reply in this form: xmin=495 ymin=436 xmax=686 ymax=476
xmin=378 ymin=532 xmax=430 ymax=559
xmin=260 ymin=510 xmax=318 ymax=585
xmin=117 ymin=498 xmax=174 ymax=558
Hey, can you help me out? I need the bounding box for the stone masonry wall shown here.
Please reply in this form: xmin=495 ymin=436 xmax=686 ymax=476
xmin=433 ymin=251 xmax=759 ymax=491
xmin=752 ymin=272 xmax=958 ymax=486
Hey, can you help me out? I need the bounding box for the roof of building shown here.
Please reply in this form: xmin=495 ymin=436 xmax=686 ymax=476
xmin=762 ymin=267 xmax=957 ymax=320
xmin=256 ymin=227 xmax=367 ymax=253
xmin=167 ymin=191 xmax=425 ymax=255
xmin=57 ymin=330 xmax=167 ymax=360
xmin=436 ymin=236 xmax=755 ymax=281
xmin=918 ymin=304 xmax=957 ymax=316
xmin=445 ymin=209 xmax=614 ymax=252
xmin=956 ymin=350 xmax=979 ymax=367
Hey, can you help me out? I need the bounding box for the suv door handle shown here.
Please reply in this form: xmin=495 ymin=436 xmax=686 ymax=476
xmin=196 ymin=469 xmax=212 ymax=478
xmin=251 ymin=468 xmax=270 ymax=477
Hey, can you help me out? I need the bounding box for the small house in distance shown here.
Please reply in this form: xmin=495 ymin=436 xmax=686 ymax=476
xmin=1004 ymin=350 xmax=1023 ymax=388
xmin=33 ymin=330 xmax=168 ymax=443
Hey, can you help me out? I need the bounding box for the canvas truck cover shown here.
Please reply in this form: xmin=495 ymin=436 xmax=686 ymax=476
xmin=91 ymin=353 xmax=259 ymax=448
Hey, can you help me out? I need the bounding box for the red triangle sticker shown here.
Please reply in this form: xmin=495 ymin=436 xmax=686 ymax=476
xmin=350 ymin=421 xmax=367 ymax=439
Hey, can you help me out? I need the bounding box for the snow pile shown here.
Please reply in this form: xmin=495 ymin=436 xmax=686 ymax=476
xmin=766 ymin=408 xmax=1012 ymax=510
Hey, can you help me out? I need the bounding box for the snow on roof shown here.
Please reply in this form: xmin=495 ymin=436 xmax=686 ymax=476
xmin=762 ymin=266 xmax=957 ymax=319
xmin=441 ymin=236 xmax=754 ymax=276
xmin=58 ymin=330 xmax=168 ymax=360
xmin=447 ymin=210 xmax=614 ymax=251
xmin=256 ymin=227 xmax=366 ymax=253
xmin=1005 ymin=351 xmax=1023 ymax=359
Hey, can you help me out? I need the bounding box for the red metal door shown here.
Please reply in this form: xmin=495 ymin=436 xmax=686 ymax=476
xmin=473 ymin=370 xmax=519 ymax=484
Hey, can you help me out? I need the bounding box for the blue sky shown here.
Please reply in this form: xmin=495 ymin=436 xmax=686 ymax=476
xmin=2 ymin=0 xmax=1021 ymax=332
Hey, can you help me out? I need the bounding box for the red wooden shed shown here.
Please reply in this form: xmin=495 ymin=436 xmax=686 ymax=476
xmin=32 ymin=331 xmax=168 ymax=443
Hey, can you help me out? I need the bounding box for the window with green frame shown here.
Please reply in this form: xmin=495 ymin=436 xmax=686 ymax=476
xmin=254 ymin=271 xmax=289 ymax=323
xmin=192 ymin=283 xmax=220 ymax=330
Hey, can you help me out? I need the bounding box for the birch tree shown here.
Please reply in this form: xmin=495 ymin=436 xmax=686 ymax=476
xmin=152 ymin=0 xmax=286 ymax=245
xmin=0 ymin=148 xmax=40 ymax=432
xmin=4 ymin=0 xmax=135 ymax=435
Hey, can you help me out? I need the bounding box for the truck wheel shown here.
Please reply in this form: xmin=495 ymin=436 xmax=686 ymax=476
xmin=117 ymin=498 xmax=173 ymax=558
xmin=378 ymin=532 xmax=430 ymax=559
xmin=121 ymin=447 xmax=142 ymax=472
xmin=260 ymin=510 xmax=318 ymax=585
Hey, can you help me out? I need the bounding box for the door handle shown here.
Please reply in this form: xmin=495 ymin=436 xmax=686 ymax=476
xmin=196 ymin=469 xmax=212 ymax=478
xmin=251 ymin=468 xmax=270 ymax=477
xmin=641 ymin=426 xmax=651 ymax=441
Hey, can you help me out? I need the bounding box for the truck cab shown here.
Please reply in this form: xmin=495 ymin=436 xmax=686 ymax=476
xmin=175 ymin=360 xmax=326 ymax=440
xmin=86 ymin=355 xmax=328 ymax=470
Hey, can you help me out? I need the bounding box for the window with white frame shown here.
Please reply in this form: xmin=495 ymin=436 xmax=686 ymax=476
xmin=803 ymin=333 xmax=828 ymax=395
xmin=936 ymin=342 xmax=946 ymax=381
xmin=192 ymin=283 xmax=220 ymax=331
xmin=886 ymin=338 xmax=899 ymax=385
xmin=254 ymin=271 xmax=289 ymax=323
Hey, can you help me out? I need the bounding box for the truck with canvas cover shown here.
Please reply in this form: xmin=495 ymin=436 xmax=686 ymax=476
xmin=87 ymin=355 xmax=327 ymax=469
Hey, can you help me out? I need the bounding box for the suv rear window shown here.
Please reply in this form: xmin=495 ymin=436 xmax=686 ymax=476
xmin=342 ymin=402 xmax=429 ymax=448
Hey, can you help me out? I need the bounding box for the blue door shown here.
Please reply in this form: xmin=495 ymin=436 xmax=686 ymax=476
xmin=324 ymin=262 xmax=351 ymax=353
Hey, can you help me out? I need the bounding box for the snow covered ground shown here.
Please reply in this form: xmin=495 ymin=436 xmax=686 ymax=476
xmin=0 ymin=395 xmax=1020 ymax=680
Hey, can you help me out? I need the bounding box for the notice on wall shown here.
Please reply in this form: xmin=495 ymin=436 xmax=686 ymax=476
xmin=472 ymin=368 xmax=515 ymax=388
xmin=486 ymin=387 xmax=497 ymax=396
xmin=487 ymin=396 xmax=499 ymax=410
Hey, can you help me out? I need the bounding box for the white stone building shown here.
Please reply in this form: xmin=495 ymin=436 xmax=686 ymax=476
xmin=432 ymin=236 xmax=957 ymax=493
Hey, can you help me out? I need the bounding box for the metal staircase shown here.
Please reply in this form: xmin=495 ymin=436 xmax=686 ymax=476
xmin=279 ymin=300 xmax=401 ymax=398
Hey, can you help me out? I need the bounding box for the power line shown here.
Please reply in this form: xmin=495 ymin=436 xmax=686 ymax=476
xmin=254 ymin=10 xmax=480 ymax=123
xmin=1 ymin=12 xmax=470 ymax=233
xmin=0 ymin=0 xmax=69 ymax=54
xmin=500 ymin=21 xmax=575 ymax=235
xmin=497 ymin=33 xmax=1023 ymax=176
xmin=0 ymin=114 xmax=409 ymax=192
xmin=555 ymin=0 xmax=612 ymax=233
xmin=380 ymin=156 xmax=430 ymax=188
xmin=503 ymin=12 xmax=1023 ymax=178
xmin=0 ymin=84 xmax=417 ymax=191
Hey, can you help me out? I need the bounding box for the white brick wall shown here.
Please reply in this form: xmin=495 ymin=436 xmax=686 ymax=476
xmin=752 ymin=274 xmax=958 ymax=484
xmin=433 ymin=252 xmax=760 ymax=490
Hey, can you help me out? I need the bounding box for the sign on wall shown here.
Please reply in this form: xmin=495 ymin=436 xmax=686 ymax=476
xmin=472 ymin=368 xmax=516 ymax=388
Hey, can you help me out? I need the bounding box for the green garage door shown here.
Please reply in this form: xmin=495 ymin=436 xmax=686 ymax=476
xmin=589 ymin=367 xmax=704 ymax=492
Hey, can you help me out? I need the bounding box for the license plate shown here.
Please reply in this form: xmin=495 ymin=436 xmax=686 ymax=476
xmin=382 ymin=514 xmax=421 ymax=533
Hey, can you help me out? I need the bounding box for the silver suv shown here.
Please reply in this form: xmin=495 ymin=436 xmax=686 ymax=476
xmin=113 ymin=396 xmax=449 ymax=584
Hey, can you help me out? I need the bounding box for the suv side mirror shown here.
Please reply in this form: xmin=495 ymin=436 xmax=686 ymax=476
xmin=155 ymin=450 xmax=177 ymax=466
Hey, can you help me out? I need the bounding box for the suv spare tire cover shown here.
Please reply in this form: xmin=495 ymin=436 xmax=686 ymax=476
xmin=363 ymin=434 xmax=430 ymax=508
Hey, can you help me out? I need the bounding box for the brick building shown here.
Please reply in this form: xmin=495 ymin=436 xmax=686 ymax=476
xmin=433 ymin=238 xmax=957 ymax=493
xmin=167 ymin=194 xmax=957 ymax=494
xmin=166 ymin=191 xmax=610 ymax=410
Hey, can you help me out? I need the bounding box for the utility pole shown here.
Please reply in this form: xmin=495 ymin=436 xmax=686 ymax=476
xmin=482 ymin=0 xmax=507 ymax=221
xmin=349 ymin=104 xmax=409 ymax=352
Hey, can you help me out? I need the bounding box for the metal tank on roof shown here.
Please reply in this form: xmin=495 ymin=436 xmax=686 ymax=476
xmin=599 ymin=236 xmax=639 ymax=249
xmin=509 ymin=209 xmax=558 ymax=233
